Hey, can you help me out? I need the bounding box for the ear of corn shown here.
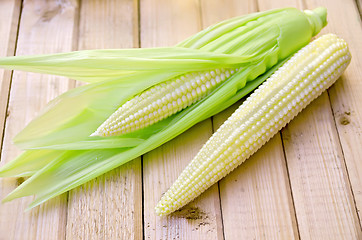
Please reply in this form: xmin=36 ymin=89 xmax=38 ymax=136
xmin=91 ymin=68 xmax=239 ymax=136
xmin=155 ymin=34 xmax=351 ymax=216
xmin=0 ymin=8 xmax=328 ymax=209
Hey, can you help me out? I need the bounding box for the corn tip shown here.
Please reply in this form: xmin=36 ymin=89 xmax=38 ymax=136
xmin=304 ymin=7 xmax=327 ymax=36
xmin=90 ymin=131 xmax=100 ymax=137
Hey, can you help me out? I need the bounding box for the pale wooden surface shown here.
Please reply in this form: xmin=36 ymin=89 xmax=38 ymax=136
xmin=0 ymin=0 xmax=361 ymax=239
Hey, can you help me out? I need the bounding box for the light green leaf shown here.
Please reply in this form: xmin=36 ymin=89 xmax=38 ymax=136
xmin=0 ymin=150 xmax=65 ymax=177
xmin=0 ymin=47 xmax=257 ymax=83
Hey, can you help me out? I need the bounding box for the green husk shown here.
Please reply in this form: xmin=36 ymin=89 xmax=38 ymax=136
xmin=0 ymin=48 xmax=256 ymax=83
xmin=2 ymin=61 xmax=287 ymax=209
xmin=0 ymin=7 xmax=327 ymax=208
xmin=0 ymin=150 xmax=64 ymax=177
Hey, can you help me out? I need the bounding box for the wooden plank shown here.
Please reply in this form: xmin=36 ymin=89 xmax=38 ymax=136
xmin=141 ymin=0 xmax=224 ymax=239
xmin=279 ymin=0 xmax=362 ymax=238
xmin=202 ymin=1 xmax=299 ymax=238
xmin=65 ymin=1 xmax=143 ymax=239
xmin=66 ymin=163 xmax=142 ymax=240
xmin=200 ymin=0 xmax=257 ymax=24
xmin=140 ymin=0 xmax=202 ymax=48
xmin=76 ymin=0 xmax=139 ymax=51
xmin=257 ymin=0 xmax=303 ymax=9
xmin=0 ymin=0 xmax=79 ymax=239
xmin=303 ymin=0 xmax=362 ymax=228
xmin=282 ymin=94 xmax=361 ymax=239
xmin=0 ymin=0 xmax=21 ymax=152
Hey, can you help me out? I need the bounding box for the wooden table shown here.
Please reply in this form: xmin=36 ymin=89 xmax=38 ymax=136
xmin=0 ymin=0 xmax=361 ymax=239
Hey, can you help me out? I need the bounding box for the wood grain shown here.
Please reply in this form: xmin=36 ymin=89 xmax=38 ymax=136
xmin=257 ymin=0 xmax=303 ymax=9
xmin=66 ymin=162 xmax=142 ymax=240
xmin=0 ymin=0 xmax=79 ymax=239
xmin=0 ymin=0 xmax=21 ymax=153
xmin=140 ymin=0 xmax=201 ymax=48
xmin=304 ymin=0 xmax=362 ymax=228
xmin=141 ymin=0 xmax=223 ymax=239
xmin=282 ymin=93 xmax=361 ymax=239
xmin=65 ymin=1 xmax=143 ymax=239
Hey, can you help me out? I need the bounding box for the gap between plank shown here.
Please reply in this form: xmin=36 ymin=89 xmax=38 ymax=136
xmin=354 ymin=0 xmax=362 ymax=21
xmin=0 ymin=0 xmax=23 ymax=158
xmin=325 ymin=88 xmax=362 ymax=231
xmin=66 ymin=0 xmax=82 ymax=91
xmin=141 ymin=155 xmax=145 ymax=240
xmin=134 ymin=0 xmax=141 ymax=49
xmin=63 ymin=0 xmax=82 ymax=238
xmin=216 ymin=181 xmax=226 ymax=240
xmin=211 ymin=113 xmax=226 ymax=240
xmin=279 ymin=131 xmax=302 ymax=240
xmin=134 ymin=0 xmax=144 ymax=238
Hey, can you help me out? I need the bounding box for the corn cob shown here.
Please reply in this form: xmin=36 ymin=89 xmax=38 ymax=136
xmin=155 ymin=34 xmax=351 ymax=216
xmin=92 ymin=68 xmax=238 ymax=136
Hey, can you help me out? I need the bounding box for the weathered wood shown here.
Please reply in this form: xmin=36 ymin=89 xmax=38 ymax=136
xmin=282 ymin=93 xmax=362 ymax=239
xmin=0 ymin=0 xmax=79 ymax=239
xmin=65 ymin=1 xmax=143 ymax=239
xmin=66 ymin=162 xmax=142 ymax=240
xmin=304 ymin=0 xmax=362 ymax=229
xmin=0 ymin=0 xmax=21 ymax=153
xmin=141 ymin=0 xmax=223 ymax=239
